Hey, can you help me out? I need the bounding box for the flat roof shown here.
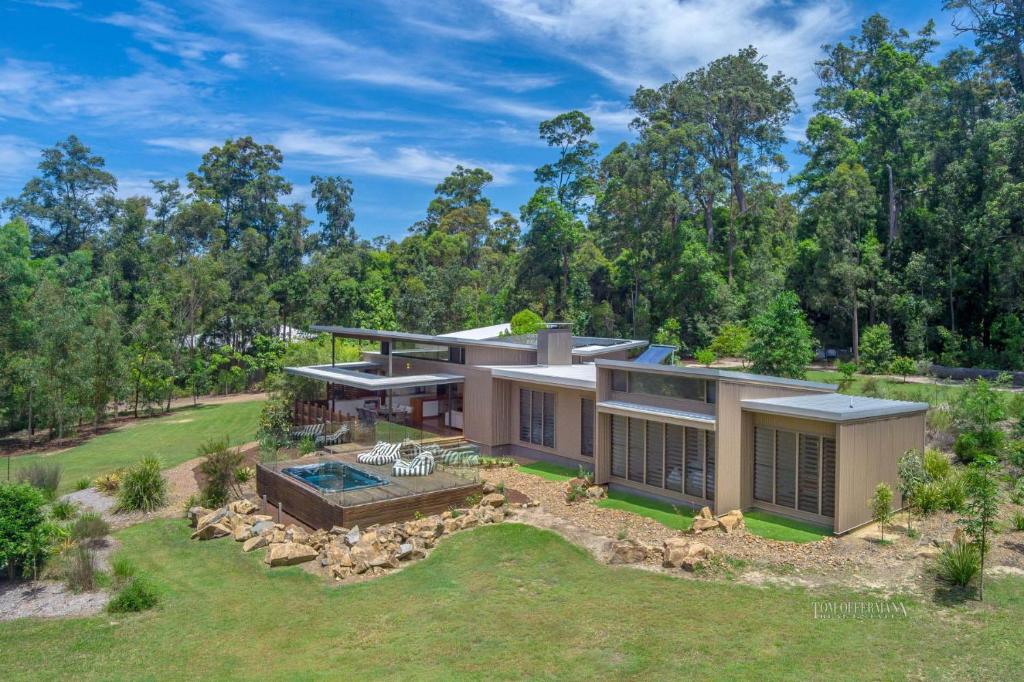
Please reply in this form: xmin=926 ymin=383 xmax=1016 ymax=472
xmin=595 ymin=359 xmax=837 ymax=391
xmin=312 ymin=325 xmax=647 ymax=358
xmin=488 ymin=364 xmax=597 ymax=390
xmin=597 ymin=400 xmax=716 ymax=429
xmin=283 ymin=364 xmax=464 ymax=390
xmin=740 ymin=393 xmax=928 ymax=422
xmin=438 ymin=323 xmax=511 ymax=340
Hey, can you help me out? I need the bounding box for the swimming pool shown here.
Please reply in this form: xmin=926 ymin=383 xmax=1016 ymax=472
xmin=282 ymin=461 xmax=388 ymax=493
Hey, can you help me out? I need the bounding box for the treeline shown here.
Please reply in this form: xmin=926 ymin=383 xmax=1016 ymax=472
xmin=3 ymin=8 xmax=1024 ymax=438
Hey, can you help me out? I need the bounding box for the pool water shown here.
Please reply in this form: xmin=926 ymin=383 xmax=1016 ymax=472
xmin=282 ymin=461 xmax=388 ymax=493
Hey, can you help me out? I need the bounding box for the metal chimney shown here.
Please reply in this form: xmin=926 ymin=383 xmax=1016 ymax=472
xmin=537 ymin=323 xmax=572 ymax=366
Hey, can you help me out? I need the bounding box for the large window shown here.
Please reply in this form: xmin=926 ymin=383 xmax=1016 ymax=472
xmin=580 ymin=399 xmax=595 ymax=457
xmin=392 ymin=340 xmax=465 ymax=364
xmin=608 ymin=417 xmax=714 ymax=500
xmin=753 ymin=426 xmax=836 ymax=517
xmin=519 ymin=389 xmax=555 ymax=448
xmin=610 ymin=371 xmax=715 ymax=404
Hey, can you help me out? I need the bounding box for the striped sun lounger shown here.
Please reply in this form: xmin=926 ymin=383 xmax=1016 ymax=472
xmin=356 ymin=441 xmax=401 ymax=465
xmin=392 ymin=452 xmax=436 ymax=477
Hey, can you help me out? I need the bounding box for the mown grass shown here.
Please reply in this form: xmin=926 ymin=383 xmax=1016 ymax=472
xmin=5 ymin=401 xmax=264 ymax=494
xmin=517 ymin=460 xmax=580 ymax=482
xmin=0 ymin=519 xmax=1021 ymax=680
xmin=804 ymin=370 xmax=969 ymax=405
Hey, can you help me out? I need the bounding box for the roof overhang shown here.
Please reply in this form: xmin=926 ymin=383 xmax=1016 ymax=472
xmin=284 ymin=364 xmax=464 ymax=390
xmin=490 ymin=365 xmax=597 ymax=390
xmin=597 ymin=400 xmax=716 ymax=430
xmin=740 ymin=394 xmax=929 ymax=423
xmin=595 ymin=359 xmax=837 ymax=391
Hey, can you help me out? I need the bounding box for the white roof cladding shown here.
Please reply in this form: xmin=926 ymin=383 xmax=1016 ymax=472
xmin=489 ymin=363 xmax=597 ymax=390
xmin=284 ymin=364 xmax=464 ymax=390
xmin=438 ymin=323 xmax=511 ymax=339
xmin=741 ymin=393 xmax=929 ymax=422
xmin=597 ymin=400 xmax=716 ymax=429
xmin=595 ymin=359 xmax=837 ymax=391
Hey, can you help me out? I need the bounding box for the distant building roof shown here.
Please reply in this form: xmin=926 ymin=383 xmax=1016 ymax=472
xmin=740 ymin=393 xmax=929 ymax=422
xmin=488 ymin=364 xmax=597 ymax=390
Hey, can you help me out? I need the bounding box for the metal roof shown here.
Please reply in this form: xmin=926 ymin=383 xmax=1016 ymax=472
xmin=488 ymin=364 xmax=597 ymax=390
xmin=597 ymin=400 xmax=716 ymax=429
xmin=283 ymin=364 xmax=464 ymax=390
xmin=740 ymin=393 xmax=929 ymax=422
xmin=634 ymin=344 xmax=676 ymax=364
xmin=595 ymin=359 xmax=837 ymax=391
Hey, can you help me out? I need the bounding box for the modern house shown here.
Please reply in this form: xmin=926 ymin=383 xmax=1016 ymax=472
xmin=285 ymin=323 xmax=927 ymax=534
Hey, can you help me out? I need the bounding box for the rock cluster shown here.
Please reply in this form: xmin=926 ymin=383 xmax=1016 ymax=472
xmin=188 ymin=495 xmax=509 ymax=581
xmin=606 ymin=536 xmax=716 ymax=571
xmin=562 ymin=477 xmax=606 ymax=502
xmin=689 ymin=506 xmax=745 ymax=535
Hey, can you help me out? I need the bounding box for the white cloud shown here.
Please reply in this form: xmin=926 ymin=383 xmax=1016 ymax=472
xmin=100 ymin=1 xmax=235 ymax=62
xmin=145 ymin=136 xmax=222 ymax=154
xmin=219 ymin=52 xmax=245 ymax=69
xmin=0 ymin=135 xmax=41 ymax=182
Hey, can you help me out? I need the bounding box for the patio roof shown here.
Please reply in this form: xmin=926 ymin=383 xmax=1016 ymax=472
xmin=283 ymin=364 xmax=464 ymax=390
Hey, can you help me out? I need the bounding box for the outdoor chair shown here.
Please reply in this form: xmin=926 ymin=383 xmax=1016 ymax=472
xmin=392 ymin=451 xmax=436 ymax=477
xmin=290 ymin=423 xmax=324 ymax=440
xmin=317 ymin=423 xmax=350 ymax=446
xmin=356 ymin=441 xmax=401 ymax=465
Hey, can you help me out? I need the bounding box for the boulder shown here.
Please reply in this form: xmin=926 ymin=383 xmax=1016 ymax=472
xmin=250 ymin=514 xmax=273 ymax=523
xmin=264 ymin=542 xmax=317 ymax=567
xmin=191 ymin=521 xmax=232 ymax=540
xmin=586 ymin=485 xmax=606 ymax=500
xmin=663 ymin=538 xmax=714 ymax=570
xmin=228 ymin=499 xmax=257 ymax=515
xmin=608 ymin=540 xmax=647 ymax=565
xmin=232 ymin=524 xmax=254 ymax=542
xmin=443 ymin=518 xmax=461 ymax=535
xmin=344 ymin=526 xmax=362 ymax=547
xmin=480 ymin=493 xmax=506 ymax=508
xmin=717 ymin=510 xmax=745 ymax=533
xmin=329 ymin=525 xmax=349 ymax=536
xmin=397 ymin=543 xmax=414 ymax=560
xmin=188 ymin=506 xmax=213 ymax=528
xmin=367 ymin=551 xmax=399 ymax=569
xmin=252 ymin=520 xmax=275 ymax=536
xmin=481 ymin=481 xmax=497 ymax=495
xmin=242 ymin=534 xmax=269 ymax=552
xmin=331 ymin=564 xmax=353 ymax=580
xmin=691 ymin=518 xmax=719 ymax=533
xmin=458 ymin=514 xmax=478 ymax=530
xmin=696 ymin=506 xmax=714 ymax=520
xmin=323 ymin=545 xmax=354 ymax=567
xmin=196 ymin=508 xmax=230 ymax=531
xmin=284 ymin=525 xmax=309 ymax=545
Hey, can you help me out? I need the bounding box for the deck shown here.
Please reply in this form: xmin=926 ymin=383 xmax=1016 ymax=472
xmin=256 ymin=451 xmax=482 ymax=529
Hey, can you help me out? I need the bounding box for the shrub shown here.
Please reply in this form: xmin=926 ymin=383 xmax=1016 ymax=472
xmin=0 ymin=482 xmax=51 ymax=579
xmin=116 ymin=457 xmax=167 ymax=512
xmin=111 ymin=554 xmax=137 ymax=585
xmin=197 ymin=438 xmax=244 ymax=508
xmin=694 ymin=348 xmax=716 ymax=367
xmin=915 ymin=482 xmax=944 ymax=515
xmin=936 ymin=541 xmax=980 ymax=587
xmin=861 ymin=377 xmax=884 ymax=398
xmin=1005 ymin=440 xmax=1024 ymax=469
xmin=939 ymin=471 xmax=968 ymax=513
xmin=298 ymin=435 xmax=316 ymax=455
xmin=954 ymin=430 xmax=1003 ymax=464
xmin=93 ymin=471 xmax=122 ymax=494
xmin=509 ymin=309 xmax=545 ymax=335
xmin=49 ymin=499 xmax=78 ymax=522
xmin=62 ymin=544 xmax=98 ymax=592
xmin=577 ymin=466 xmax=594 ymax=487
xmin=889 ymin=356 xmax=917 ymax=382
xmin=1011 ymin=478 xmax=1024 ymax=505
xmin=858 ymin=324 xmax=894 ymax=374
xmin=73 ymin=478 xmax=91 ymax=491
xmin=836 ymin=362 xmax=857 ymax=392
xmin=708 ymin=322 xmax=751 ymax=359
xmin=1011 ymin=510 xmax=1024 ymax=532
xmin=15 ymin=462 xmax=62 ymax=498
xmin=107 ymin=575 xmax=159 ymax=613
xmin=234 ymin=466 xmax=255 ymax=484
xmin=953 ymin=378 xmax=1006 ymax=461
xmin=923 ymin=448 xmax=952 ymax=481
xmin=71 ymin=512 xmax=110 ymax=542
xmin=927 ymin=405 xmax=953 ymax=434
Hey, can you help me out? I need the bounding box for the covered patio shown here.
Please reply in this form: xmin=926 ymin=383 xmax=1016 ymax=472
xmin=284 ymin=362 xmax=465 ymax=443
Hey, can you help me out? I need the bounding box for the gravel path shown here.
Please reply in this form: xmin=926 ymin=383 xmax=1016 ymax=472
xmin=0 ymin=581 xmax=109 ymax=621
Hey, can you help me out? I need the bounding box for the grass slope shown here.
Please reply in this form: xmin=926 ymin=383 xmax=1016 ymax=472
xmin=0 ymin=520 xmax=1021 ymax=680
xmin=6 ymin=401 xmax=264 ymax=494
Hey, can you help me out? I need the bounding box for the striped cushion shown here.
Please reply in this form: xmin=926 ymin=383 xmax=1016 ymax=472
xmin=392 ymin=453 xmax=435 ymax=477
xmin=437 ymin=449 xmax=479 ymax=467
xmin=356 ymin=442 xmax=401 ymax=465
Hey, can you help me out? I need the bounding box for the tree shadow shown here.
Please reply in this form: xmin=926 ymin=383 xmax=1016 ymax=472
xmin=931 ymin=581 xmax=978 ymax=606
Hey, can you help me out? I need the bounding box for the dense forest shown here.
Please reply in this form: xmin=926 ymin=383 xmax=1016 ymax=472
xmin=2 ymin=9 xmax=1024 ymax=437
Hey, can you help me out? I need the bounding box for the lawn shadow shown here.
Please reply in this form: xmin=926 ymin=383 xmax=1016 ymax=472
xmin=932 ymin=582 xmax=977 ymax=606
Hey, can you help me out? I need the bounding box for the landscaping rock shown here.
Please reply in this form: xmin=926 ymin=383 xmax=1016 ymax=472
xmin=691 ymin=518 xmax=719 ymax=533
xmin=608 ymin=539 xmax=647 ymax=564
xmin=323 ymin=545 xmax=354 ymax=567
xmin=329 ymin=525 xmax=349 ymax=536
xmin=232 ymin=524 xmax=254 ymax=542
xmin=191 ymin=521 xmax=232 ymax=541
xmin=663 ymin=538 xmax=714 ymax=570
xmin=188 ymin=506 xmax=213 ymax=528
xmin=252 ymin=520 xmax=275 ymax=536
xmin=228 ymin=499 xmax=257 ymax=515
xmin=696 ymin=506 xmax=714 ymax=520
xmin=480 ymin=493 xmax=506 ymax=508
xmin=284 ymin=525 xmax=309 ymax=545
xmin=269 ymin=529 xmax=287 ymax=544
xmin=717 ymin=510 xmax=745 ymax=533
xmin=397 ymin=543 xmax=414 ymax=560
xmin=443 ymin=518 xmax=461 ymax=534
xmin=196 ymin=508 xmax=230 ymax=531
xmin=481 ymin=481 xmax=497 ymax=494
xmin=264 ymin=542 xmax=317 ymax=567
xmin=344 ymin=526 xmax=361 ymax=546
xmin=242 ymin=535 xmax=269 ymax=552
xmin=586 ymin=485 xmax=606 ymax=499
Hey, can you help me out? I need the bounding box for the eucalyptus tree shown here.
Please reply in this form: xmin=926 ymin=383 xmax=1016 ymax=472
xmin=535 ymin=110 xmax=599 ymax=216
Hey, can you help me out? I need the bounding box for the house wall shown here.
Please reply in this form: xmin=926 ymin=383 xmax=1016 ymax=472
xmin=715 ymin=380 xmax=833 ymax=514
xmin=497 ymin=378 xmax=596 ymax=465
xmin=834 ymin=412 xmax=926 ymax=534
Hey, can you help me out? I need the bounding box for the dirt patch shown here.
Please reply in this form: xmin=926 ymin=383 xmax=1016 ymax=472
xmin=0 ymin=580 xmax=110 ymax=621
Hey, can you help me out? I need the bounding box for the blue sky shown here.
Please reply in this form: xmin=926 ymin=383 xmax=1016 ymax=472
xmin=0 ymin=0 xmax=966 ymax=240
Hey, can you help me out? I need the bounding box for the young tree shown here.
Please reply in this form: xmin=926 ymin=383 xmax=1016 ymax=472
xmin=859 ymin=323 xmax=895 ymax=374
xmin=870 ymin=482 xmax=895 ymax=542
xmin=889 ymin=356 xmax=917 ymax=382
xmin=959 ymin=461 xmax=1002 ymax=600
xmin=747 ymin=292 xmax=815 ymax=379
xmin=708 ymin=323 xmax=751 ymax=360
xmin=897 ymin=449 xmax=927 ymax=533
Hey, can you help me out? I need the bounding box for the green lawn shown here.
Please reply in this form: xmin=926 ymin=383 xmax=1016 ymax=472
xmin=517 ymin=465 xmax=829 ymax=543
xmin=0 ymin=519 xmax=1020 ymax=680
xmin=5 ymin=401 xmax=264 ymax=494
xmin=804 ymin=370 xmax=969 ymax=406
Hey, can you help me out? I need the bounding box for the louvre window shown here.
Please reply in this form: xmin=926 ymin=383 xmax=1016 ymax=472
xmin=629 ymin=373 xmax=705 ymax=401
xmin=611 ymin=370 xmax=628 ymax=392
xmin=684 ymin=427 xmax=703 ymax=497
xmin=705 ymin=432 xmax=715 ymax=500
xmin=645 ymin=421 xmax=664 ymax=487
xmin=627 ymin=417 xmax=645 ymax=483
xmin=519 ymin=388 xmax=555 ymax=448
xmin=821 ymin=437 xmax=836 ymax=517
xmin=580 ymin=399 xmax=595 ymax=457
xmin=754 ymin=427 xmax=836 ymax=518
xmin=798 ymin=434 xmax=820 ymax=514
xmin=610 ymin=415 xmax=627 ymax=478
xmin=665 ymin=424 xmax=684 ymax=492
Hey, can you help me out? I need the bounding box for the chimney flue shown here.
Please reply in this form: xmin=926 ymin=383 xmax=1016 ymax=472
xmin=537 ymin=323 xmax=572 ymax=365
